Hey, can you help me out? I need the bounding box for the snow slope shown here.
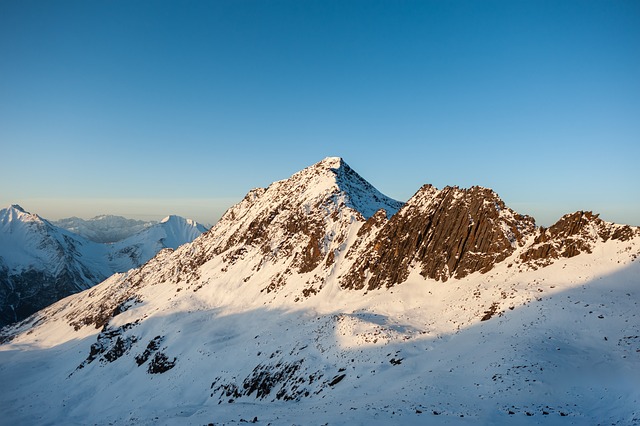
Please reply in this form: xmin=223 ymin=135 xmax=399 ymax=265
xmin=1 ymin=158 xmax=638 ymax=425
xmin=108 ymin=214 xmax=209 ymax=269
xmin=0 ymin=205 xmax=207 ymax=327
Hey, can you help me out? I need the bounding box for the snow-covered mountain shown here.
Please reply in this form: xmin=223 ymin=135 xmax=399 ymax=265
xmin=109 ymin=214 xmax=209 ymax=269
xmin=53 ymin=215 xmax=158 ymax=243
xmin=1 ymin=157 xmax=639 ymax=425
xmin=0 ymin=206 xmax=207 ymax=327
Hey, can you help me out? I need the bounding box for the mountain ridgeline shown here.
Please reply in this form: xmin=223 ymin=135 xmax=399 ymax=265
xmin=4 ymin=156 xmax=636 ymax=333
xmin=177 ymin=156 xmax=634 ymax=295
xmin=0 ymin=207 xmax=207 ymax=327
xmin=1 ymin=157 xmax=639 ymax=425
xmin=53 ymin=215 xmax=158 ymax=243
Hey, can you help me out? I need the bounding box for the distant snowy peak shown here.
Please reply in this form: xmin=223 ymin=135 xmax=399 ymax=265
xmin=0 ymin=205 xmax=114 ymax=327
xmin=0 ymin=204 xmax=43 ymax=228
xmin=5 ymin=204 xmax=27 ymax=215
xmin=53 ymin=213 xmax=207 ymax=248
xmin=125 ymin=215 xmax=208 ymax=251
xmin=160 ymin=214 xmax=207 ymax=232
xmin=0 ymin=205 xmax=76 ymax=271
xmin=0 ymin=205 xmax=208 ymax=328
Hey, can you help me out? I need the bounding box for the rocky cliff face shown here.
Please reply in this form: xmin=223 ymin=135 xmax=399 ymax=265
xmin=341 ymin=185 xmax=537 ymax=290
xmin=520 ymin=211 xmax=638 ymax=267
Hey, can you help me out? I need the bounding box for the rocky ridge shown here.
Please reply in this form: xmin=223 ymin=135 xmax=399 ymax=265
xmin=4 ymin=157 xmax=637 ymax=337
xmin=520 ymin=210 xmax=637 ymax=266
xmin=341 ymin=185 xmax=537 ymax=290
xmin=173 ymin=156 xmax=402 ymax=296
xmin=1 ymin=157 xmax=639 ymax=425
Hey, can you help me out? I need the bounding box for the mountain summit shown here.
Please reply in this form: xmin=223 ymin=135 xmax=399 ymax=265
xmin=197 ymin=157 xmax=402 ymax=285
xmin=1 ymin=158 xmax=639 ymax=425
xmin=294 ymin=156 xmax=403 ymax=219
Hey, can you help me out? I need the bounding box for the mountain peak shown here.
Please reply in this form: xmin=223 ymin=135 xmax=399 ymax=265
xmin=9 ymin=204 xmax=26 ymax=213
xmin=203 ymin=157 xmax=403 ymax=281
xmin=160 ymin=215 xmax=179 ymax=224
xmin=285 ymin=157 xmax=402 ymax=220
xmin=1 ymin=204 xmax=41 ymax=226
xmin=315 ymin=156 xmax=344 ymax=169
xmin=159 ymin=214 xmax=207 ymax=233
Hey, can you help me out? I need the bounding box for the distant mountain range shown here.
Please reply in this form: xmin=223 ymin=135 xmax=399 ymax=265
xmin=53 ymin=215 xmax=159 ymax=243
xmin=0 ymin=205 xmax=207 ymax=327
xmin=1 ymin=158 xmax=638 ymax=424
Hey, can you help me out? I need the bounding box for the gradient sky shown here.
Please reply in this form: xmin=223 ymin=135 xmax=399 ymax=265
xmin=1 ymin=0 xmax=638 ymax=226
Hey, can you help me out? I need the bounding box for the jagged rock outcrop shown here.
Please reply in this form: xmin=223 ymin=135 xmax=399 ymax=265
xmin=520 ymin=211 xmax=637 ymax=265
xmin=341 ymin=185 xmax=536 ymax=290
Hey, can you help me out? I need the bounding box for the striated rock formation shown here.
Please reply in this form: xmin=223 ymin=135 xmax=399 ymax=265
xmin=341 ymin=185 xmax=536 ymax=290
xmin=520 ymin=211 xmax=637 ymax=265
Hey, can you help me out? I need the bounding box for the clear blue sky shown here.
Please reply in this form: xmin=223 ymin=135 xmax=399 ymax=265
xmin=1 ymin=0 xmax=638 ymax=226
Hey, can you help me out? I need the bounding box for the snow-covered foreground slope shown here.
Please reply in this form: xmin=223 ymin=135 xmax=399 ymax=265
xmin=1 ymin=157 xmax=639 ymax=425
xmin=0 ymin=206 xmax=207 ymax=327
xmin=1 ymin=241 xmax=638 ymax=425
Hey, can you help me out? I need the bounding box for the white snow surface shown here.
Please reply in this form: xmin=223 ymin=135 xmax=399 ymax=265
xmin=0 ymin=205 xmax=208 ymax=276
xmin=0 ymin=204 xmax=208 ymax=326
xmin=110 ymin=214 xmax=209 ymax=268
xmin=1 ymin=159 xmax=639 ymax=425
xmin=0 ymin=204 xmax=114 ymax=277
xmin=268 ymin=156 xmax=403 ymax=219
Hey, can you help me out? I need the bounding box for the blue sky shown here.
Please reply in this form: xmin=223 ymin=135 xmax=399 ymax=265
xmin=1 ymin=0 xmax=638 ymax=226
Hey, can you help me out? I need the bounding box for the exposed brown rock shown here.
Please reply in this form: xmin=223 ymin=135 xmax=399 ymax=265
xmin=341 ymin=186 xmax=536 ymax=290
xmin=357 ymin=209 xmax=389 ymax=238
xmin=611 ymin=225 xmax=636 ymax=242
xmin=519 ymin=211 xmax=631 ymax=263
